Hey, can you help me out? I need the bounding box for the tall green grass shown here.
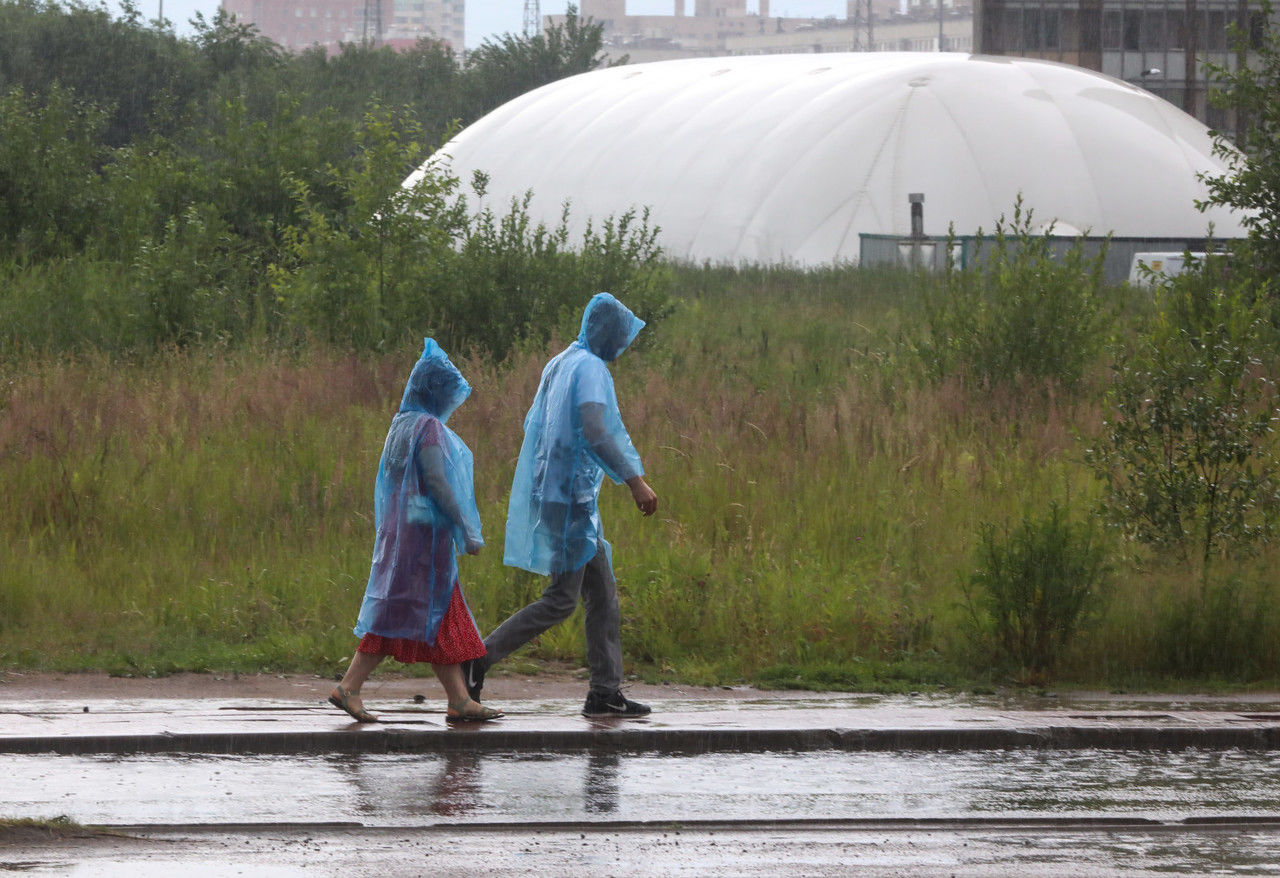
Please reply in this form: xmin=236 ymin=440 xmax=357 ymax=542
xmin=2 ymin=265 xmax=1277 ymax=688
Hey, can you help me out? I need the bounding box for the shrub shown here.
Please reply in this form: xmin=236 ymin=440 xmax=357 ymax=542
xmin=1085 ymin=261 xmax=1280 ymax=570
xmin=1154 ymin=577 xmax=1271 ymax=678
xmin=916 ymin=197 xmax=1110 ymax=392
xmin=271 ymin=113 xmax=672 ymax=356
xmin=965 ymin=503 xmax=1110 ymax=677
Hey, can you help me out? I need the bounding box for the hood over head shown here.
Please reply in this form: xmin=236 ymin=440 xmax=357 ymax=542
xmin=399 ymin=338 xmax=471 ymax=422
xmin=577 ymin=292 xmax=644 ymax=362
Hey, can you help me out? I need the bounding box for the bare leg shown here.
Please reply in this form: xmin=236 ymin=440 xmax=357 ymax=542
xmin=433 ymin=662 xmax=469 ymax=705
xmin=434 ymin=662 xmax=502 ymax=720
xmin=333 ymin=650 xmax=385 ymax=716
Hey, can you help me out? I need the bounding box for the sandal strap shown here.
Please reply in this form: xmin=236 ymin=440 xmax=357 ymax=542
xmin=447 ymin=698 xmax=502 ymax=719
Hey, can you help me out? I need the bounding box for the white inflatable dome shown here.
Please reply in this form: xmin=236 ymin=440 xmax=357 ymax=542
xmin=407 ymin=53 xmax=1245 ymax=265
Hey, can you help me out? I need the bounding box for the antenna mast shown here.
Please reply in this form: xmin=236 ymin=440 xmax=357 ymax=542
xmin=523 ymin=0 xmax=541 ymax=37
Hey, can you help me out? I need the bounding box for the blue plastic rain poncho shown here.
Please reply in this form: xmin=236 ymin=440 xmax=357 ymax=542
xmin=504 ymin=293 xmax=646 ymax=576
xmin=354 ymin=339 xmax=484 ymax=644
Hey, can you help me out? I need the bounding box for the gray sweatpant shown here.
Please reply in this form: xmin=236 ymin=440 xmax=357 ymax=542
xmin=482 ymin=542 xmax=623 ymax=694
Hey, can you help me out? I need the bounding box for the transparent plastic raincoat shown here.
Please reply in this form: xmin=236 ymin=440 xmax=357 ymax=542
xmin=504 ymin=293 xmax=646 ymax=576
xmin=354 ymin=339 xmax=484 ymax=644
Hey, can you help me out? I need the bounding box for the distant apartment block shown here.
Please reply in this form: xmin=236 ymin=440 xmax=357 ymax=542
xmin=975 ymin=0 xmax=1277 ymax=130
xmin=387 ymin=0 xmax=465 ymax=50
xmin=549 ymin=0 xmax=973 ymax=62
xmin=220 ymin=0 xmax=462 ymax=53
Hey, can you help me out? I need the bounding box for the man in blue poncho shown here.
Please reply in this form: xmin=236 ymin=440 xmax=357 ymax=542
xmin=464 ymin=293 xmax=659 ymax=717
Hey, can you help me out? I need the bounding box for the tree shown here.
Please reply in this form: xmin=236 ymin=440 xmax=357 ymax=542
xmin=1198 ymin=0 xmax=1280 ymax=283
xmin=0 ymin=0 xmax=206 ymax=146
xmin=0 ymin=85 xmax=108 ymax=261
xmin=460 ymin=6 xmax=622 ymax=119
xmin=1085 ymin=261 xmax=1280 ymax=572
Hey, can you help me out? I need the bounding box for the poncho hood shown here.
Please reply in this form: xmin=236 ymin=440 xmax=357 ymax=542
xmin=399 ymin=338 xmax=471 ymax=422
xmin=577 ymin=292 xmax=644 ymax=362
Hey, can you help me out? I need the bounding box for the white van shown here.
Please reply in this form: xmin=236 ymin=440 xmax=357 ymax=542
xmin=1128 ymin=252 xmax=1203 ymax=287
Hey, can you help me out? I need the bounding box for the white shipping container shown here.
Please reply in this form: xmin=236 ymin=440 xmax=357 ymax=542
xmin=1128 ymin=252 xmax=1203 ymax=287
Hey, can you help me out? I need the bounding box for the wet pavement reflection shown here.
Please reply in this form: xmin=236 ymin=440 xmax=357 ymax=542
xmin=4 ymin=747 xmax=1280 ymax=827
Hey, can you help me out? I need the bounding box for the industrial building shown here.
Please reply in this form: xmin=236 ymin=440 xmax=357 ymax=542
xmin=549 ymin=0 xmax=975 ymax=61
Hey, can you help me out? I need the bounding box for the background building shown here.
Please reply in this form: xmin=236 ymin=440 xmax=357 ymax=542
xmin=220 ymin=0 xmax=462 ymax=53
xmin=550 ymin=0 xmax=975 ymax=62
xmin=974 ymin=0 xmax=1277 ymax=130
xmin=387 ymin=0 xmax=464 ymax=50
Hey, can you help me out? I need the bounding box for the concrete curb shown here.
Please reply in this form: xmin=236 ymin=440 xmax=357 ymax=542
xmin=6 ymin=723 xmax=1280 ymax=756
xmin=98 ymin=816 xmax=1280 ymax=834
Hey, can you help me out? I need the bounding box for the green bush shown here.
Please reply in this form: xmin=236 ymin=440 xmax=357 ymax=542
xmin=269 ymin=110 xmax=671 ymax=356
xmin=1086 ymin=262 xmax=1280 ymax=570
xmin=966 ymin=503 xmax=1110 ymax=677
xmin=916 ymin=197 xmax=1110 ymax=391
xmin=1155 ymin=577 xmax=1271 ymax=678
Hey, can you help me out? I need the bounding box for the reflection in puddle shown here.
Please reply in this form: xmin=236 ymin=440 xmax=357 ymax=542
xmin=2 ymin=749 xmax=1279 ymax=828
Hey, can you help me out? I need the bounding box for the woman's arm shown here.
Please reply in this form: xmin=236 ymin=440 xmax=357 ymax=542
xmin=417 ymin=444 xmax=483 ymax=554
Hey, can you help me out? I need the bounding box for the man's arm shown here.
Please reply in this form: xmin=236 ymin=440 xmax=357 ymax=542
xmin=626 ymin=475 xmax=658 ymax=516
xmin=581 ymin=402 xmax=658 ymax=516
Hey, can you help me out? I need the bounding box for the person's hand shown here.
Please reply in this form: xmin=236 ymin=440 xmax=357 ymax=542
xmin=627 ymin=476 xmax=658 ymax=516
xmin=464 ymin=538 xmax=483 ymax=555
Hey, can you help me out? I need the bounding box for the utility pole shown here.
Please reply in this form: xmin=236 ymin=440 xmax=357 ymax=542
xmin=524 ymin=0 xmax=541 ymax=37
xmin=938 ymin=0 xmax=945 ymax=50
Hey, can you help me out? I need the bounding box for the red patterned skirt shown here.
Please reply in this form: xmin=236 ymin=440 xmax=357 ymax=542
xmin=357 ymin=585 xmax=486 ymax=665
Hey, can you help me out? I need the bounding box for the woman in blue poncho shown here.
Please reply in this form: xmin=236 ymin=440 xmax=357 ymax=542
xmin=328 ymin=339 xmax=502 ymax=723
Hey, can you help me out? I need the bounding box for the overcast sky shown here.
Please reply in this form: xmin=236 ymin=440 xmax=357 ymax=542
xmin=105 ymin=1 xmax=849 ymax=48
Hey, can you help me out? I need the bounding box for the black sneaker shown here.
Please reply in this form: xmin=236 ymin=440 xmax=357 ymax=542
xmin=583 ymin=689 xmax=651 ymax=717
xmin=461 ymin=658 xmax=486 ymax=703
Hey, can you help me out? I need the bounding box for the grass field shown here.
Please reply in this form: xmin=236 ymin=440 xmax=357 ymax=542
xmin=2 ymin=265 xmax=1277 ymax=690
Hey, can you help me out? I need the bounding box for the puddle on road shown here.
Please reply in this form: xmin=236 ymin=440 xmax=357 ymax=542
xmin=1 ymin=748 xmax=1279 ymax=828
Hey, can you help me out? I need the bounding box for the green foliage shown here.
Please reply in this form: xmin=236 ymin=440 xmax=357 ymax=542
xmin=1199 ymin=0 xmax=1280 ymax=284
xmin=0 ymin=2 xmax=638 ymax=356
xmin=452 ymin=190 xmax=671 ymax=359
xmin=966 ymin=504 xmax=1110 ymax=677
xmin=0 ymin=0 xmax=210 ymax=145
xmin=269 ymin=111 xmax=670 ymax=356
xmin=460 ymin=6 xmax=619 ymax=118
xmin=0 ymin=85 xmax=108 ymax=261
xmin=916 ymin=197 xmax=1110 ymax=391
xmin=4 ymin=270 xmax=1280 ymax=685
xmin=1086 ymin=263 xmax=1280 ymax=569
xmin=751 ymin=660 xmax=958 ymax=694
xmin=1154 ymin=577 xmax=1272 ymax=678
xmin=270 ymin=106 xmax=466 ymax=349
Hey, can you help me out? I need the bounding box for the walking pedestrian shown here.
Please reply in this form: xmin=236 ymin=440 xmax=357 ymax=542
xmin=329 ymin=339 xmax=502 ymax=724
xmin=464 ymin=292 xmax=658 ymax=717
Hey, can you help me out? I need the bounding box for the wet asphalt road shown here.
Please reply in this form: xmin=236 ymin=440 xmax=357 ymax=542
xmin=4 ymin=747 xmax=1280 ymax=876
xmin=3 ymin=686 xmax=1280 ymax=875
xmin=6 ymin=749 xmax=1280 ymax=826
xmin=8 ymin=819 xmax=1280 ymax=876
